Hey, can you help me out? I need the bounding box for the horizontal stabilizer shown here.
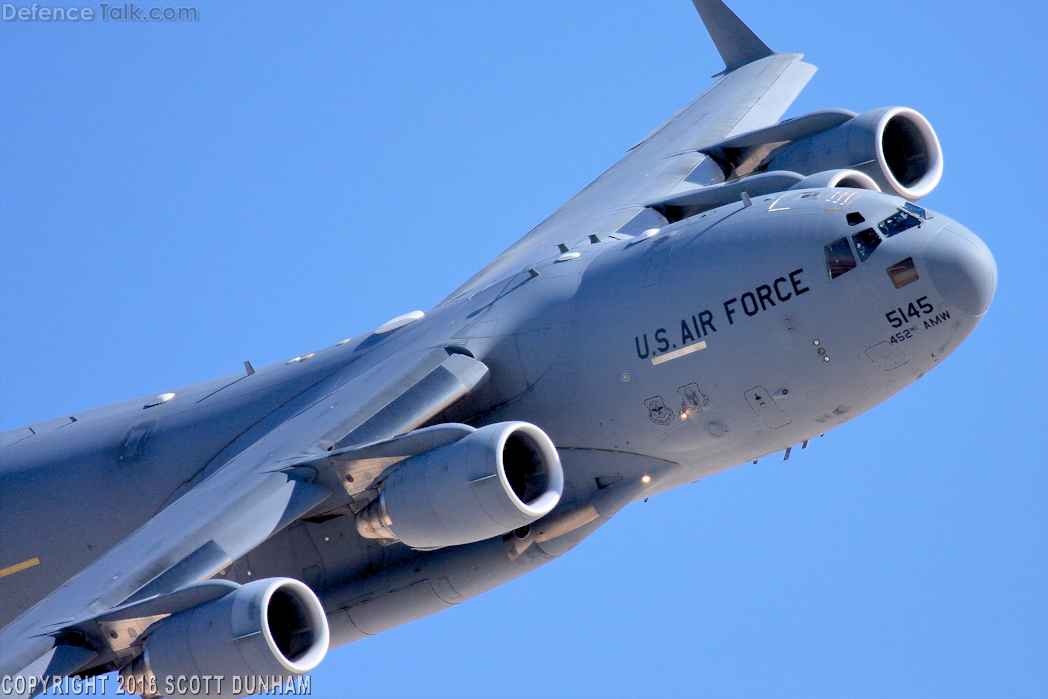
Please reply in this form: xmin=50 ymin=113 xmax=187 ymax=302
xmin=693 ymin=0 xmax=775 ymax=73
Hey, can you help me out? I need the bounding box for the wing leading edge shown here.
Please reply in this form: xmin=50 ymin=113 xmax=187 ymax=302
xmin=1 ymin=1 xmax=813 ymax=690
xmin=0 ymin=346 xmax=490 ymax=687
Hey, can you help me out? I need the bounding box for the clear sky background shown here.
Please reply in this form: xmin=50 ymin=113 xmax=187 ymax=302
xmin=1 ymin=1 xmax=1046 ymax=697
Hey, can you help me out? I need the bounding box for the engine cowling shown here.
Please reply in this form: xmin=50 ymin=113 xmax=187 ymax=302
xmin=121 ymin=578 xmax=328 ymax=698
xmin=763 ymin=107 xmax=942 ymax=200
xmin=788 ymin=168 xmax=880 ymax=192
xmin=356 ymin=421 xmax=563 ymax=549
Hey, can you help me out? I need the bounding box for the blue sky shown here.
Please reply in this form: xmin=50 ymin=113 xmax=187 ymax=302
xmin=1 ymin=1 xmax=1046 ymax=697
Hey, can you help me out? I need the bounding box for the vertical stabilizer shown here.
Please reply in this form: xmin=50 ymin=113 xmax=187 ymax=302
xmin=693 ymin=0 xmax=775 ymax=73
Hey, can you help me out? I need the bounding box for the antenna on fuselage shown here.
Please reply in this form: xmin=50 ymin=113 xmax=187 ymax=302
xmin=692 ymin=0 xmax=776 ymax=75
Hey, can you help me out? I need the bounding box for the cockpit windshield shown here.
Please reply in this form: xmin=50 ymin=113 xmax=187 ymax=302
xmin=826 ymin=205 xmax=929 ymax=279
xmin=825 ymin=237 xmax=857 ymax=280
xmin=852 ymin=227 xmax=881 ymax=262
xmin=877 ymin=208 xmax=922 ymax=238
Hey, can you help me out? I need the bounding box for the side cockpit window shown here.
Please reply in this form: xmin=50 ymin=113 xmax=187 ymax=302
xmin=825 ymin=237 xmax=857 ymax=279
xmin=886 ymin=256 xmax=920 ymax=289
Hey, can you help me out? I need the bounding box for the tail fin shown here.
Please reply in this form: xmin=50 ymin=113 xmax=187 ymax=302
xmin=692 ymin=0 xmax=775 ymax=74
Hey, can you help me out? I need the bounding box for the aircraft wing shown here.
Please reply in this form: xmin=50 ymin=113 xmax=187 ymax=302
xmin=0 ymin=344 xmax=488 ymax=686
xmin=1 ymin=0 xmax=813 ymax=687
xmin=446 ymin=0 xmax=817 ymax=299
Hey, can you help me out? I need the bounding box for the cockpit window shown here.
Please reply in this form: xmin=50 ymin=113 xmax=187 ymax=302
xmin=825 ymin=237 xmax=857 ymax=279
xmin=877 ymin=208 xmax=922 ymax=237
xmin=903 ymin=202 xmax=929 ymax=219
xmin=852 ymin=227 xmax=881 ymax=262
xmin=886 ymin=257 xmax=919 ymax=289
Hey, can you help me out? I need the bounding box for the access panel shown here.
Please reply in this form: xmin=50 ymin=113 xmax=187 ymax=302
xmin=744 ymin=386 xmax=791 ymax=429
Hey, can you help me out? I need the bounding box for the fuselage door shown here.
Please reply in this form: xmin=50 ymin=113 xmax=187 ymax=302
xmin=744 ymin=386 xmax=791 ymax=429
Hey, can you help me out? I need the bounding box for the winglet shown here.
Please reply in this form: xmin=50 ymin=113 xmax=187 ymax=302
xmin=693 ymin=0 xmax=775 ymax=74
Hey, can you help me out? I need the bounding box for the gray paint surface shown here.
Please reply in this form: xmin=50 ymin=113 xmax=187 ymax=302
xmin=0 ymin=0 xmax=997 ymax=691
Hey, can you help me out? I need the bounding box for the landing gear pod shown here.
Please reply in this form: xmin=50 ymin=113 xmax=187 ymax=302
xmin=356 ymin=422 xmax=563 ymax=549
xmin=121 ymin=578 xmax=328 ymax=698
xmin=764 ymin=107 xmax=943 ymax=200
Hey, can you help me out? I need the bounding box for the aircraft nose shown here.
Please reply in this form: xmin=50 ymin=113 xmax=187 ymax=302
xmin=922 ymin=225 xmax=996 ymax=317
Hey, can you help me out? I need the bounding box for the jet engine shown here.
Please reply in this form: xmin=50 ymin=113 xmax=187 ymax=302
xmin=356 ymin=421 xmax=563 ymax=549
xmin=788 ymin=168 xmax=880 ymax=192
xmin=762 ymin=107 xmax=942 ymax=200
xmin=121 ymin=578 xmax=328 ymax=698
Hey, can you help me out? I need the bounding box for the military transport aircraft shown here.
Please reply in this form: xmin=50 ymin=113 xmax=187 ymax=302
xmin=0 ymin=1 xmax=995 ymax=696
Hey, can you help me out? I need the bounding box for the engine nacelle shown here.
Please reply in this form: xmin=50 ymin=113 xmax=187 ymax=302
xmin=121 ymin=578 xmax=328 ymax=698
xmin=356 ymin=421 xmax=563 ymax=549
xmin=763 ymin=107 xmax=942 ymax=200
xmin=788 ymin=168 xmax=880 ymax=192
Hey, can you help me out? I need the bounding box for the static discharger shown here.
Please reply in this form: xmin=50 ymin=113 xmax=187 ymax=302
xmin=651 ymin=341 xmax=707 ymax=366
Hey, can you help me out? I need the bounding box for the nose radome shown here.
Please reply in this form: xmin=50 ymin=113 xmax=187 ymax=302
xmin=922 ymin=225 xmax=997 ymax=317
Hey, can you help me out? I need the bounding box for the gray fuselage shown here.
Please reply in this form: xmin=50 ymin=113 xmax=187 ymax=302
xmin=0 ymin=187 xmax=995 ymax=647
